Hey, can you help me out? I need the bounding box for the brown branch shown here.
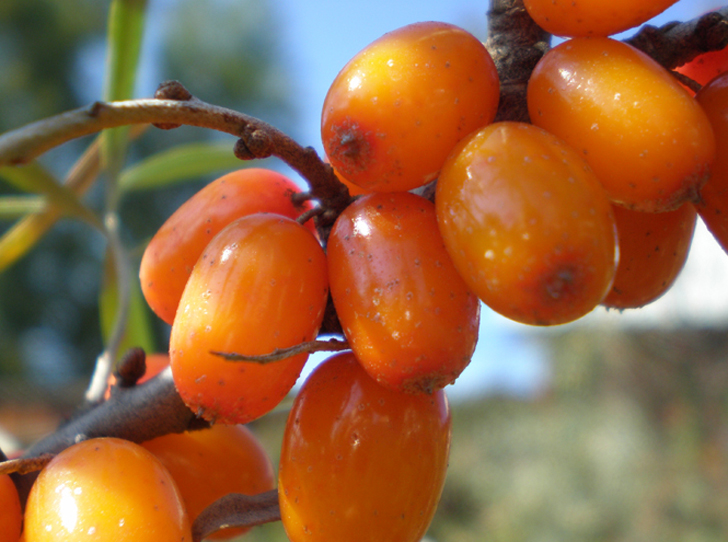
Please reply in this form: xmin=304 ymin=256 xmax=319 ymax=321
xmin=11 ymin=366 xmax=207 ymax=509
xmin=192 ymin=490 xmax=281 ymax=542
xmin=627 ymin=9 xmax=728 ymax=70
xmin=0 ymin=81 xmax=352 ymax=231
xmin=213 ymin=338 xmax=350 ymax=364
xmin=486 ymin=0 xmax=551 ymax=123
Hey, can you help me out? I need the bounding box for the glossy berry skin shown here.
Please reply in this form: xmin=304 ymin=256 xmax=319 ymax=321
xmin=279 ymin=352 xmax=451 ymax=542
xmin=528 ymin=37 xmax=715 ymax=212
xmin=142 ymin=425 xmax=275 ymax=540
xmin=327 ymin=192 xmax=480 ymax=393
xmin=436 ymin=122 xmax=617 ymax=326
xmin=24 ymin=438 xmax=191 ymax=542
xmin=169 ymin=214 xmax=328 ymax=424
xmin=603 ymin=203 xmax=696 ymax=309
xmin=140 ymin=168 xmax=313 ymax=324
xmin=695 ymin=72 xmax=728 ymax=254
xmin=523 ymin=0 xmax=678 ymax=38
xmin=322 ymin=21 xmax=499 ymax=193
xmin=0 ymin=474 xmax=21 ymax=542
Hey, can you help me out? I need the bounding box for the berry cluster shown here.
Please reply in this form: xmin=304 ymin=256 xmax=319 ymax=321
xmin=9 ymin=4 xmax=728 ymax=542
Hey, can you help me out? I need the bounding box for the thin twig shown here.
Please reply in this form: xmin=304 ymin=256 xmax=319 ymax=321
xmin=0 ymin=454 xmax=54 ymax=476
xmin=212 ymin=338 xmax=350 ymax=364
xmin=0 ymin=83 xmax=352 ymax=228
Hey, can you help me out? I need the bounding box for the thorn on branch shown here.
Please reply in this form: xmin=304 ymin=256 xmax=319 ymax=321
xmin=670 ymin=70 xmax=702 ymax=94
xmin=192 ymin=490 xmax=281 ymax=542
xmin=212 ymin=338 xmax=350 ymax=364
xmin=113 ymin=347 xmax=147 ymax=388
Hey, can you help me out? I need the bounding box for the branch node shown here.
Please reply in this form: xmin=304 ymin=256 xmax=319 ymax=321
xmin=154 ymin=80 xmax=194 ymax=101
xmin=242 ymin=127 xmax=274 ymax=158
xmin=152 ymin=81 xmax=194 ymax=129
xmin=113 ymin=347 xmax=147 ymax=388
xmin=233 ymin=138 xmax=255 ymax=160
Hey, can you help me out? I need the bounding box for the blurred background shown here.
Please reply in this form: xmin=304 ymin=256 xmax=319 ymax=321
xmin=1 ymin=0 xmax=728 ymax=540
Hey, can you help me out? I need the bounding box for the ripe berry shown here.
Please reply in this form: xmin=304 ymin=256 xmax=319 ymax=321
xmin=528 ymin=37 xmax=715 ymax=212
xmin=695 ymin=71 xmax=728 ymax=254
xmin=140 ymin=168 xmax=313 ymax=324
xmin=279 ymin=352 xmax=451 ymax=542
xmin=24 ymin=438 xmax=191 ymax=542
xmin=327 ymin=192 xmax=480 ymax=393
xmin=523 ymin=0 xmax=679 ymax=38
xmin=322 ymin=21 xmax=499 ymax=192
xmin=0 ymin=473 xmax=21 ymax=542
xmin=142 ymin=424 xmax=275 ymax=540
xmin=603 ymin=203 xmax=696 ymax=309
xmin=169 ymin=213 xmax=328 ymax=424
xmin=436 ymin=122 xmax=618 ymax=326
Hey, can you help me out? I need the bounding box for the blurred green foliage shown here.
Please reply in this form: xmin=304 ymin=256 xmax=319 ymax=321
xmin=0 ymin=0 xmax=293 ymax=393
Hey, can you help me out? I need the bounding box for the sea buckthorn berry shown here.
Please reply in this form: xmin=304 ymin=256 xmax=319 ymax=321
xmin=436 ymin=122 xmax=618 ymax=326
xmin=140 ymin=168 xmax=313 ymax=325
xmin=695 ymin=72 xmax=728 ymax=253
xmin=321 ymin=21 xmax=499 ymax=193
xmin=169 ymin=213 xmax=328 ymax=424
xmin=279 ymin=352 xmax=451 ymax=542
xmin=603 ymin=203 xmax=696 ymax=309
xmin=523 ymin=0 xmax=678 ymax=38
xmin=0 ymin=473 xmax=21 ymax=542
xmin=528 ymin=37 xmax=715 ymax=212
xmin=327 ymin=192 xmax=480 ymax=393
xmin=24 ymin=438 xmax=191 ymax=542
xmin=142 ymin=424 xmax=275 ymax=540
xmin=676 ymin=37 xmax=728 ymax=94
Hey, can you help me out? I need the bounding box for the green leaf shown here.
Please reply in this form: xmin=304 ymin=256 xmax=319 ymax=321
xmin=0 ymin=210 xmax=61 ymax=272
xmin=119 ymin=141 xmax=244 ymax=192
xmin=99 ymin=250 xmax=156 ymax=357
xmin=0 ymin=139 xmax=103 ymax=272
xmin=0 ymin=196 xmax=46 ymax=220
xmin=0 ymin=163 xmax=101 ymax=228
xmin=101 ymin=0 xmax=148 ymax=180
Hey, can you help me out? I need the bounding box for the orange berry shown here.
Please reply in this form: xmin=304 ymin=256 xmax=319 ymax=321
xmin=0 ymin=474 xmax=21 ymax=542
xmin=327 ymin=192 xmax=480 ymax=393
xmin=523 ymin=0 xmax=678 ymax=38
xmin=279 ymin=352 xmax=451 ymax=542
xmin=695 ymin=71 xmax=728 ymax=254
xmin=528 ymin=37 xmax=715 ymax=212
xmin=142 ymin=425 xmax=274 ymax=540
xmin=603 ymin=203 xmax=696 ymax=309
xmin=322 ymin=21 xmax=499 ymax=192
xmin=169 ymin=214 xmax=328 ymax=424
xmin=24 ymin=438 xmax=191 ymax=542
xmin=436 ymin=122 xmax=618 ymax=326
xmin=140 ymin=168 xmax=313 ymax=324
